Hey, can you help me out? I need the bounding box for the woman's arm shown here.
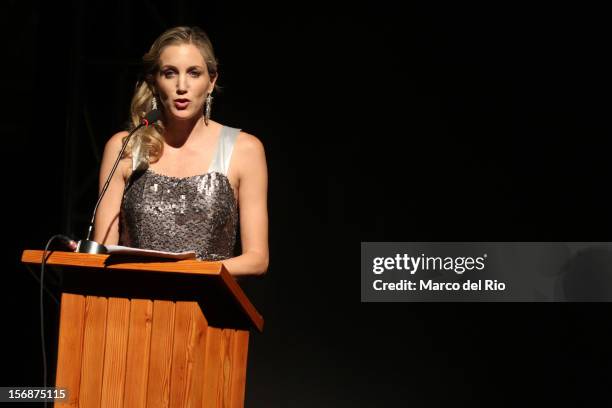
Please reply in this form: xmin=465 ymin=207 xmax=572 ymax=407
xmin=92 ymin=131 xmax=130 ymax=245
xmin=222 ymin=133 xmax=269 ymax=276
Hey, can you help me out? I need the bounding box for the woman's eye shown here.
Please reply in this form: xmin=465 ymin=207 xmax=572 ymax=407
xmin=162 ymin=71 xmax=175 ymax=78
xmin=189 ymin=71 xmax=201 ymax=77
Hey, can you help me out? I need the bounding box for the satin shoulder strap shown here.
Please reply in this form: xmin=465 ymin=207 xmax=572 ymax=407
xmin=208 ymin=126 xmax=241 ymax=175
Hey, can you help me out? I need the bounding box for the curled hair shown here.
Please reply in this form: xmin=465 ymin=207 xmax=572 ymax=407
xmin=123 ymin=26 xmax=219 ymax=164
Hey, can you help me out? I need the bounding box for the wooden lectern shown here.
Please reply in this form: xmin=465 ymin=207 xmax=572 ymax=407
xmin=21 ymin=250 xmax=263 ymax=407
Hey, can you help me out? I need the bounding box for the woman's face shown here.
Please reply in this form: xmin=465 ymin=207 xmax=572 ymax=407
xmin=155 ymin=43 xmax=215 ymax=121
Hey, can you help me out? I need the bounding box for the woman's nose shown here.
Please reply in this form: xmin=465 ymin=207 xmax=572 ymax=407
xmin=177 ymin=74 xmax=188 ymax=93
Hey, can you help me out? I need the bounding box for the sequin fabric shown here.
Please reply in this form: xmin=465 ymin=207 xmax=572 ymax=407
xmin=119 ymin=125 xmax=241 ymax=261
xmin=119 ymin=170 xmax=237 ymax=260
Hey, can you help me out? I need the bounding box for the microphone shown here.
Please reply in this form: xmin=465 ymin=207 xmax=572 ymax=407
xmin=76 ymin=109 xmax=160 ymax=254
xmin=140 ymin=108 xmax=161 ymax=127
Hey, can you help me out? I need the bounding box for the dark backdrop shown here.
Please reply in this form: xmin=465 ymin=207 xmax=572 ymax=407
xmin=2 ymin=2 xmax=612 ymax=406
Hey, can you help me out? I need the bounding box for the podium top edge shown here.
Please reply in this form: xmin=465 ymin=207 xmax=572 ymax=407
xmin=21 ymin=249 xmax=223 ymax=275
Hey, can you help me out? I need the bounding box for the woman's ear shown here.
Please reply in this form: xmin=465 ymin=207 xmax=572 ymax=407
xmin=210 ymin=73 xmax=219 ymax=93
xmin=147 ymin=82 xmax=157 ymax=96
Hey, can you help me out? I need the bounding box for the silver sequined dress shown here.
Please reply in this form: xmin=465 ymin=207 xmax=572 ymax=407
xmin=119 ymin=126 xmax=240 ymax=260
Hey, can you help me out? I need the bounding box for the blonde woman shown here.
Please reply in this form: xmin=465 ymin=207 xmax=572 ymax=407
xmin=93 ymin=26 xmax=268 ymax=276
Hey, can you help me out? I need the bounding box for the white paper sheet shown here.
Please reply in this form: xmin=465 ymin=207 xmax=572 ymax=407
xmin=104 ymin=245 xmax=197 ymax=260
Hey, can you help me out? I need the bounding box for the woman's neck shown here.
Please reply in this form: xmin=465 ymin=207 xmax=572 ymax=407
xmin=162 ymin=114 xmax=210 ymax=148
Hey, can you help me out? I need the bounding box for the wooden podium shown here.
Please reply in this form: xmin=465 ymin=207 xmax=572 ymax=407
xmin=21 ymin=250 xmax=263 ymax=407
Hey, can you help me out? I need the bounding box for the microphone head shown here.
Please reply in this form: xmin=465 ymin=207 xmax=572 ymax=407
xmin=142 ymin=109 xmax=161 ymax=126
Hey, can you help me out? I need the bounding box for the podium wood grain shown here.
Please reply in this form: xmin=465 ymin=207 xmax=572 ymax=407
xmin=80 ymin=296 xmax=107 ymax=407
xmin=123 ymin=299 xmax=153 ymax=407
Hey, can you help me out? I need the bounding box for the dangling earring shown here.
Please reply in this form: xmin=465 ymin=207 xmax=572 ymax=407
xmin=151 ymin=96 xmax=158 ymax=111
xmin=204 ymin=93 xmax=213 ymax=126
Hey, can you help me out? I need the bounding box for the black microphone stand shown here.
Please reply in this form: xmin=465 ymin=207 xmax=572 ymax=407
xmin=76 ymin=110 xmax=160 ymax=254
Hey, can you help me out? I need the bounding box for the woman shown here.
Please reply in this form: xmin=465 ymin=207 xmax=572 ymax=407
xmin=93 ymin=26 xmax=268 ymax=276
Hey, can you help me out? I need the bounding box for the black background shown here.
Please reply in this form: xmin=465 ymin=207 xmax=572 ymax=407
xmin=2 ymin=2 xmax=612 ymax=406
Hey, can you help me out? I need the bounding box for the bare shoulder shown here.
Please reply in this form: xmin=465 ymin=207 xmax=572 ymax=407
xmin=102 ymin=131 xmax=131 ymax=180
xmin=105 ymin=130 xmax=130 ymax=153
xmin=235 ymin=131 xmax=266 ymax=156
xmin=233 ymin=131 xmax=267 ymax=183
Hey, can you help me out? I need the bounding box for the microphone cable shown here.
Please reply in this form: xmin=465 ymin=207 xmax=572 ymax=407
xmin=39 ymin=234 xmax=76 ymax=407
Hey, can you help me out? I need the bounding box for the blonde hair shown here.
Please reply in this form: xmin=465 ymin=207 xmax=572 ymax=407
xmin=124 ymin=26 xmax=219 ymax=163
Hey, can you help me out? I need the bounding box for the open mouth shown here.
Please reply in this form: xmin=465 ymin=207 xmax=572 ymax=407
xmin=174 ymin=100 xmax=190 ymax=109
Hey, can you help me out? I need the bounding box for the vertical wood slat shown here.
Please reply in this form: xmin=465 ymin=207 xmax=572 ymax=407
xmin=221 ymin=329 xmax=233 ymax=405
xmin=100 ymin=297 xmax=131 ymax=407
xmin=168 ymin=302 xmax=191 ymax=407
xmin=146 ymin=300 xmax=176 ymax=408
xmin=169 ymin=302 xmax=208 ymax=407
xmin=79 ymin=296 xmax=108 ymax=408
xmin=123 ymin=299 xmax=154 ymax=408
xmin=228 ymin=330 xmax=250 ymax=407
xmin=186 ymin=303 xmax=209 ymax=408
xmin=55 ymin=293 xmax=86 ymax=408
xmin=202 ymin=327 xmax=224 ymax=408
